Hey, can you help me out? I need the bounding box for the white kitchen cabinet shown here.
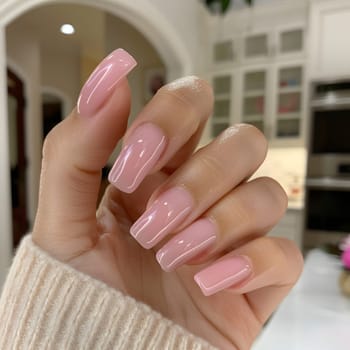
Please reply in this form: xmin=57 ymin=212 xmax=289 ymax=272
xmin=211 ymin=73 xmax=234 ymax=138
xmin=213 ymin=39 xmax=237 ymax=64
xmin=270 ymin=60 xmax=307 ymax=146
xmin=213 ymin=26 xmax=306 ymax=65
xmin=211 ymin=61 xmax=306 ymax=144
xmin=309 ymin=0 xmax=350 ymax=79
xmin=241 ymin=26 xmax=306 ymax=64
xmin=268 ymin=208 xmax=303 ymax=248
xmin=210 ymin=21 xmax=307 ymax=144
xmin=237 ymin=64 xmax=271 ymax=135
xmin=242 ymin=32 xmax=271 ymax=64
xmin=275 ymin=25 xmax=306 ymax=60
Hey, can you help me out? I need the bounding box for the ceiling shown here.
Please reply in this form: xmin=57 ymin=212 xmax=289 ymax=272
xmin=6 ymin=3 xmax=109 ymax=57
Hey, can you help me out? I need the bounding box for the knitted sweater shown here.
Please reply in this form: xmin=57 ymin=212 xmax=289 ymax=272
xmin=0 ymin=236 xmax=217 ymax=350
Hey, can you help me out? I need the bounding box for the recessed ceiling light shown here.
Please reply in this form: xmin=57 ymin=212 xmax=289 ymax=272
xmin=60 ymin=24 xmax=75 ymax=35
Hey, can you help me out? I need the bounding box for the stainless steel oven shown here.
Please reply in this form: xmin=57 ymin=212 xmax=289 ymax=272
xmin=308 ymin=81 xmax=350 ymax=178
xmin=304 ymin=80 xmax=350 ymax=250
xmin=304 ymin=178 xmax=350 ymax=249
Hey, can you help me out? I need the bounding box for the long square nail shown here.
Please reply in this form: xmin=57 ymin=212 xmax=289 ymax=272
xmin=108 ymin=123 xmax=166 ymax=193
xmin=78 ymin=48 xmax=137 ymax=117
xmin=156 ymin=219 xmax=216 ymax=272
xmin=130 ymin=187 xmax=194 ymax=249
xmin=194 ymin=256 xmax=252 ymax=296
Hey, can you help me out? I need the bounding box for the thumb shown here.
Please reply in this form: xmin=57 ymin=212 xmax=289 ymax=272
xmin=33 ymin=49 xmax=137 ymax=260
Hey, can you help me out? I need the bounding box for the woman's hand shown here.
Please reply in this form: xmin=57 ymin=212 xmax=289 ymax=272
xmin=32 ymin=49 xmax=303 ymax=350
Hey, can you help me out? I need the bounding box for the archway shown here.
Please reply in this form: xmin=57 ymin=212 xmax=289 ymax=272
xmin=0 ymin=0 xmax=191 ymax=286
xmin=0 ymin=0 xmax=191 ymax=78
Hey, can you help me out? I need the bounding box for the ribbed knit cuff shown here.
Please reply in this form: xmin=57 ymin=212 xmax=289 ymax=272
xmin=0 ymin=235 xmax=217 ymax=350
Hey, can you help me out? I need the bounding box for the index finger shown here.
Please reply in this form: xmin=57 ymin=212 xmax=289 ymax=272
xmin=108 ymin=76 xmax=214 ymax=193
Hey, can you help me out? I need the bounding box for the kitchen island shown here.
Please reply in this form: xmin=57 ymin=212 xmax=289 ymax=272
xmin=253 ymin=249 xmax=350 ymax=350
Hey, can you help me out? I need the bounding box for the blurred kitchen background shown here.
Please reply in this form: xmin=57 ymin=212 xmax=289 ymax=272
xmin=0 ymin=0 xmax=350 ymax=349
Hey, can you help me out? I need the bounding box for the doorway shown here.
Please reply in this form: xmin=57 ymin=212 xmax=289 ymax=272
xmin=7 ymin=68 xmax=28 ymax=249
xmin=42 ymin=93 xmax=63 ymax=140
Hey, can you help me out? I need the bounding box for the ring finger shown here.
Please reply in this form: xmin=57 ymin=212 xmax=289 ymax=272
xmin=155 ymin=177 xmax=287 ymax=272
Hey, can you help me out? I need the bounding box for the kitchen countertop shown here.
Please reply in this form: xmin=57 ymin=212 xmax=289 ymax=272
xmin=252 ymin=249 xmax=350 ymax=350
xmin=287 ymin=199 xmax=304 ymax=210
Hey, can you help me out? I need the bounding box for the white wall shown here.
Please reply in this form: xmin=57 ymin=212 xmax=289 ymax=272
xmin=150 ymin=0 xmax=210 ymax=75
xmin=41 ymin=48 xmax=80 ymax=107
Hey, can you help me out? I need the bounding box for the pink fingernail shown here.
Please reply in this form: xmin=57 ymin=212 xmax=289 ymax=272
xmin=108 ymin=123 xmax=166 ymax=193
xmin=156 ymin=219 xmax=217 ymax=272
xmin=77 ymin=48 xmax=137 ymax=117
xmin=130 ymin=187 xmax=194 ymax=249
xmin=194 ymin=256 xmax=252 ymax=296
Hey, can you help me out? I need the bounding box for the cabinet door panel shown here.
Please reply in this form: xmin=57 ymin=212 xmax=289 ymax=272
xmin=211 ymin=74 xmax=233 ymax=138
xmin=280 ymin=29 xmax=303 ymax=54
xmin=310 ymin=1 xmax=350 ymax=78
xmin=214 ymin=40 xmax=235 ymax=63
xmin=245 ymin=34 xmax=269 ymax=58
xmin=272 ymin=63 xmax=305 ymax=144
xmin=241 ymin=68 xmax=269 ymax=135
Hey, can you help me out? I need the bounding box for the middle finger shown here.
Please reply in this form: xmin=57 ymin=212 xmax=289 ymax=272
xmin=130 ymin=124 xmax=267 ymax=249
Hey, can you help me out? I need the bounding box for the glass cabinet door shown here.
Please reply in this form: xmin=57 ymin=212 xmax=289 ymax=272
xmin=276 ymin=66 xmax=303 ymax=138
xmin=242 ymin=70 xmax=266 ymax=133
xmin=212 ymin=75 xmax=232 ymax=137
xmin=213 ymin=40 xmax=235 ymax=63
xmin=244 ymin=34 xmax=269 ymax=59
xmin=279 ymin=29 xmax=303 ymax=54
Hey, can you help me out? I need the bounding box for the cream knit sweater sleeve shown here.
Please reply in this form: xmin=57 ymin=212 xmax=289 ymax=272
xmin=0 ymin=236 xmax=217 ymax=350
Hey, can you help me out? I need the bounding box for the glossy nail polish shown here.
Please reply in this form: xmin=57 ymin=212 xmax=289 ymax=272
xmin=156 ymin=219 xmax=217 ymax=272
xmin=77 ymin=48 xmax=137 ymax=117
xmin=130 ymin=187 xmax=194 ymax=249
xmin=194 ymin=256 xmax=252 ymax=296
xmin=108 ymin=123 xmax=166 ymax=193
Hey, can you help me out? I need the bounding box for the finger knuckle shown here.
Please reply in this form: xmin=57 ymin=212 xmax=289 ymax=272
xmin=162 ymin=76 xmax=213 ymax=97
xmin=198 ymin=153 xmax=228 ymax=179
xmin=257 ymin=236 xmax=288 ymax=266
xmin=267 ymin=237 xmax=304 ymax=284
xmin=276 ymin=238 xmax=304 ymax=283
xmin=160 ymin=76 xmax=214 ymax=120
xmin=219 ymin=123 xmax=268 ymax=165
xmin=257 ymin=177 xmax=288 ymax=218
xmin=235 ymin=178 xmax=287 ymax=232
